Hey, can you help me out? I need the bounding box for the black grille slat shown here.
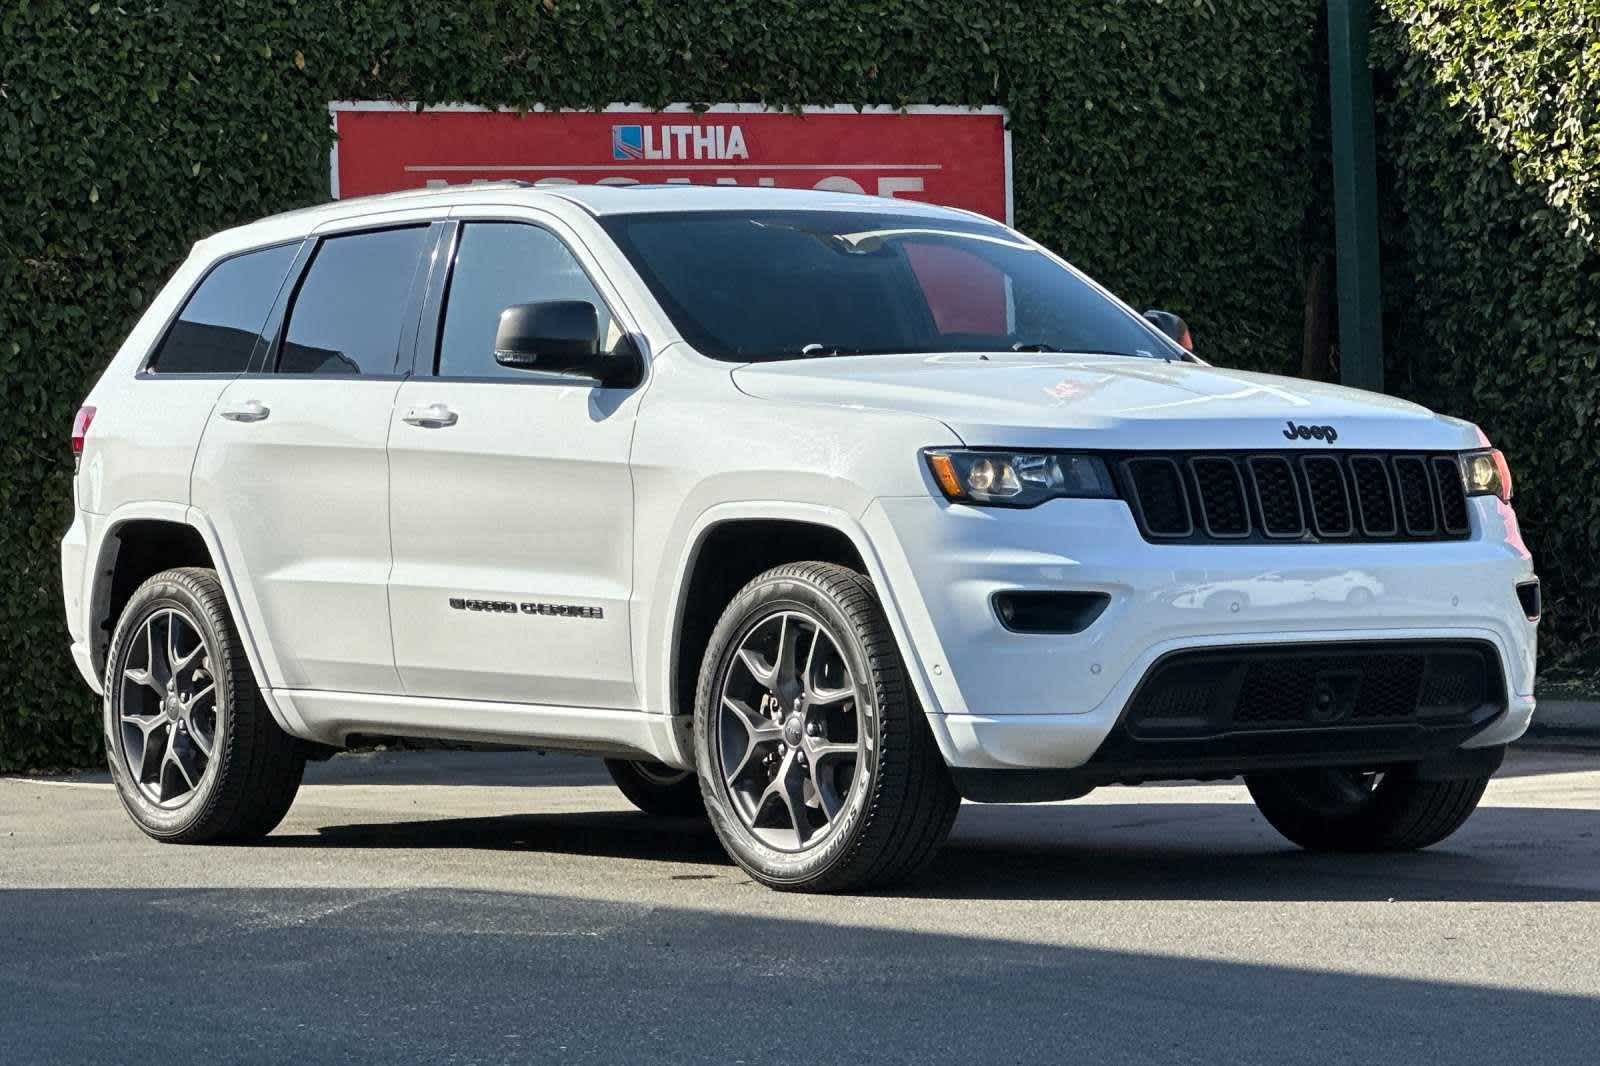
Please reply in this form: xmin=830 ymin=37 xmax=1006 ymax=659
xmin=1117 ymin=450 xmax=1470 ymax=544
xmin=1125 ymin=458 xmax=1192 ymax=537
xmin=1349 ymin=455 xmax=1398 ymax=536
xmin=1302 ymin=455 xmax=1354 ymax=537
xmin=1190 ymin=457 xmax=1250 ymax=537
xmin=1392 ymin=456 xmax=1438 ymax=535
xmin=1246 ymin=456 xmax=1305 ymax=538
xmin=1432 ymin=456 xmax=1471 ymax=534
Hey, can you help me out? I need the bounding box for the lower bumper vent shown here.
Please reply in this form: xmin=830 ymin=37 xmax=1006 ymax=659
xmin=1082 ymin=640 xmax=1506 ymax=780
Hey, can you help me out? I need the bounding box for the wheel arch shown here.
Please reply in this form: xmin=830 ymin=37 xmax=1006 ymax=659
xmin=655 ymin=503 xmax=947 ymax=768
xmin=87 ymin=503 xmax=306 ymax=738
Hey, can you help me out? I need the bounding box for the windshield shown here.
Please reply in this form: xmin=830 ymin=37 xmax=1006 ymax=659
xmin=599 ymin=210 xmax=1175 ymax=363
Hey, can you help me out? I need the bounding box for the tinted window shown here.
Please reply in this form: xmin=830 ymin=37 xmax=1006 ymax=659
xmin=600 ymin=211 xmax=1172 ymax=363
xmin=150 ymin=243 xmax=298 ymax=373
xmin=437 ymin=223 xmax=615 ymax=378
xmin=903 ymin=242 xmax=1010 ymax=336
xmin=278 ymin=227 xmax=428 ymax=376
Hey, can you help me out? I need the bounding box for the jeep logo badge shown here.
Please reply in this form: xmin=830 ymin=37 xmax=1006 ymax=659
xmin=1283 ymin=420 xmax=1339 ymax=443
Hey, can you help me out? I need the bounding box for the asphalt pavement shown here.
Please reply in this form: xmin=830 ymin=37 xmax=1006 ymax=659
xmin=3 ymin=747 xmax=1598 ymax=1064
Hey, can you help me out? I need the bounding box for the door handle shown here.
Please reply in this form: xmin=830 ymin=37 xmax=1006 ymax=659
xmin=219 ymin=400 xmax=270 ymax=423
xmin=401 ymin=403 xmax=459 ymax=429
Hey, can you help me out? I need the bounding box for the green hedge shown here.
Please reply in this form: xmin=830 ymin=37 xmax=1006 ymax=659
xmin=1372 ymin=0 xmax=1600 ymax=658
xmin=12 ymin=0 xmax=1516 ymax=768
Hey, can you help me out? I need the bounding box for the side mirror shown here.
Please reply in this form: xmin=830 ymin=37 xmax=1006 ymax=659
xmin=1143 ymin=309 xmax=1193 ymax=352
xmin=493 ymin=300 xmax=641 ymax=386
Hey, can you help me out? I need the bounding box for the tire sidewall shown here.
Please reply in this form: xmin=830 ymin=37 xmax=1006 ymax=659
xmin=694 ymin=576 xmax=883 ymax=887
xmin=104 ymin=576 xmax=235 ymax=839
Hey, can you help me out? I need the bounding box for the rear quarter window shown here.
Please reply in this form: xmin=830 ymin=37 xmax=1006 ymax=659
xmin=148 ymin=243 xmax=299 ymax=374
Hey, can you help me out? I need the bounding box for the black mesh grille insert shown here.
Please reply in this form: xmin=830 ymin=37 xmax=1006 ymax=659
xmin=1116 ymin=451 xmax=1471 ymax=544
xmin=1231 ymin=653 xmax=1423 ymax=722
xmin=1121 ymin=641 xmax=1501 ymax=739
xmin=1246 ymin=456 xmax=1305 ymax=537
xmin=1126 ymin=458 xmax=1191 ymax=537
xmin=1190 ymin=457 xmax=1250 ymax=536
xmin=1302 ymin=455 xmax=1354 ymax=536
xmin=1349 ymin=455 xmax=1398 ymax=535
xmin=1393 ymin=456 xmax=1438 ymax=535
xmin=1433 ymin=456 xmax=1470 ymax=534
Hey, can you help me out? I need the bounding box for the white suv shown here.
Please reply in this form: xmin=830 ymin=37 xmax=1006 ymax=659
xmin=62 ymin=184 xmax=1539 ymax=891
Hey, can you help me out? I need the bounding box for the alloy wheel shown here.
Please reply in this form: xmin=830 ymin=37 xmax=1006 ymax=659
xmin=715 ymin=609 xmax=868 ymax=852
xmin=117 ymin=608 xmax=220 ymax=808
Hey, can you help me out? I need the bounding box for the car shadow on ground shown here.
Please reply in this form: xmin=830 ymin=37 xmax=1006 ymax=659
xmin=266 ymin=808 xmax=733 ymax=867
xmin=264 ymin=799 xmax=1600 ymax=904
xmin=4 ymin=884 xmax=1597 ymax=1064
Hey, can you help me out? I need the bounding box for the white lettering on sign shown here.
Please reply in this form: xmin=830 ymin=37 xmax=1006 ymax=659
xmin=612 ymin=123 xmax=750 ymax=161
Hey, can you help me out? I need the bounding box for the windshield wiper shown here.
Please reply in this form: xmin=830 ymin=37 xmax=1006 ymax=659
xmin=798 ymin=343 xmax=874 ymax=358
xmin=1009 ymin=343 xmax=1158 ymax=359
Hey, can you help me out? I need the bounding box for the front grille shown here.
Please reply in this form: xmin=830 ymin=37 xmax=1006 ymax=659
xmin=1190 ymin=457 xmax=1249 ymax=537
xmin=1117 ymin=451 xmax=1472 ymax=544
xmin=1120 ymin=641 xmax=1502 ymax=740
xmin=1126 ymin=458 xmax=1192 ymax=536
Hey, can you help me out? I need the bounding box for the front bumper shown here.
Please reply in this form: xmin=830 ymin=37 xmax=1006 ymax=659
xmin=863 ymin=494 xmax=1538 ymax=772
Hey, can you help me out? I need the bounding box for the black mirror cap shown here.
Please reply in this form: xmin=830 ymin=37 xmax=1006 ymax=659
xmin=495 ymin=299 xmax=600 ymax=371
xmin=1143 ymin=309 xmax=1193 ymax=352
xmin=493 ymin=300 xmax=643 ymax=387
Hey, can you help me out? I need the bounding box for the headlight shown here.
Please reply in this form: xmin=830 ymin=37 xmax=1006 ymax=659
xmin=1460 ymin=448 xmax=1512 ymax=502
xmin=925 ymin=449 xmax=1115 ymax=507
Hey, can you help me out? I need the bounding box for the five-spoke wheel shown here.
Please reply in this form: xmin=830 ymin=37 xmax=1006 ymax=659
xmin=694 ymin=562 xmax=960 ymax=891
xmin=117 ymin=608 xmax=220 ymax=807
xmin=717 ymin=609 xmax=866 ymax=851
xmin=105 ymin=567 xmax=305 ymax=843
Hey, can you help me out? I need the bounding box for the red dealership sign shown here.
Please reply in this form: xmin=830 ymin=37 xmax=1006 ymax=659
xmin=329 ymin=103 xmax=1011 ymax=222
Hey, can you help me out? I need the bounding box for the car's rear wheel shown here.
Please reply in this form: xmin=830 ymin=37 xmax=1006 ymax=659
xmin=694 ymin=562 xmax=960 ymax=892
xmin=603 ymin=758 xmax=705 ymax=816
xmin=104 ymin=567 xmax=305 ymax=843
xmin=1245 ymin=765 xmax=1491 ymax=851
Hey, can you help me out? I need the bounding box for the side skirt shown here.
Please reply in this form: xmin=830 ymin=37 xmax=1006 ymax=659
xmin=271 ymin=689 xmax=689 ymax=767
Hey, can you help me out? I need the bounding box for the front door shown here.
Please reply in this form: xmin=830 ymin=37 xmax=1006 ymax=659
xmin=191 ymin=222 xmax=434 ymax=694
xmin=386 ymin=215 xmax=643 ymax=708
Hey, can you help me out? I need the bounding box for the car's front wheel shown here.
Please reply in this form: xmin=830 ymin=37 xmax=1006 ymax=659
xmin=694 ymin=562 xmax=960 ymax=892
xmin=1245 ymin=765 xmax=1491 ymax=852
xmin=104 ymin=567 xmax=305 ymax=843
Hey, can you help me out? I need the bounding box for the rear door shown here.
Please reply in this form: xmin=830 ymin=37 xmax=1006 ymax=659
xmin=191 ymin=218 xmax=436 ymax=694
xmin=385 ymin=211 xmax=644 ymax=708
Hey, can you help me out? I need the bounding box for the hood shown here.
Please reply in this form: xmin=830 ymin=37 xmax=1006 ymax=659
xmin=731 ymin=352 xmax=1482 ymax=451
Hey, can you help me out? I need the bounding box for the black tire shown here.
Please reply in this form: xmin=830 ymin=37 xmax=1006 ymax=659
xmin=693 ymin=562 xmax=960 ymax=892
xmin=1245 ymin=765 xmax=1491 ymax=852
xmin=603 ymin=758 xmax=705 ymax=817
xmin=104 ymin=566 xmax=305 ymax=843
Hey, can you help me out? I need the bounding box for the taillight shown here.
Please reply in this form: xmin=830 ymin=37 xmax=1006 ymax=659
xmin=71 ymin=405 xmax=96 ymax=469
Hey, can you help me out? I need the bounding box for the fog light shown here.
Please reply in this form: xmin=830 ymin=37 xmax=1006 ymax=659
xmin=992 ymin=591 xmax=1111 ymax=634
